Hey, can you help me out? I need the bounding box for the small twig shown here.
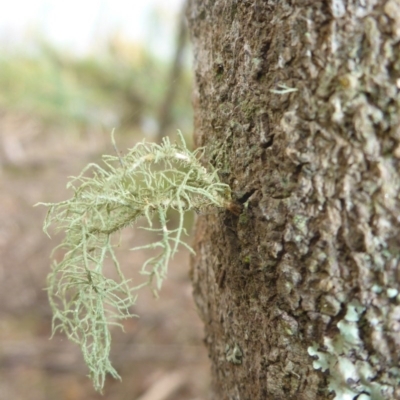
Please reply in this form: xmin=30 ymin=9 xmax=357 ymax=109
xmin=111 ymin=128 xmax=124 ymax=168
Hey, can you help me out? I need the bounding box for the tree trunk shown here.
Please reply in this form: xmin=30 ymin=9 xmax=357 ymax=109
xmin=187 ymin=1 xmax=400 ymax=399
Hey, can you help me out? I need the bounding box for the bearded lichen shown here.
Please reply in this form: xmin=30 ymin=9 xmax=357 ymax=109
xmin=39 ymin=132 xmax=233 ymax=391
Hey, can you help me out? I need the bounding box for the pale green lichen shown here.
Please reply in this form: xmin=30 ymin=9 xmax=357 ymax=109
xmin=39 ymin=132 xmax=232 ymax=392
xmin=269 ymin=83 xmax=299 ymax=94
xmin=308 ymin=300 xmax=400 ymax=400
xmin=386 ymin=288 xmax=398 ymax=298
xmin=225 ymin=343 xmax=243 ymax=365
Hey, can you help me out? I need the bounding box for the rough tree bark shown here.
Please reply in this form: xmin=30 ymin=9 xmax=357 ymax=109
xmin=187 ymin=1 xmax=400 ymax=399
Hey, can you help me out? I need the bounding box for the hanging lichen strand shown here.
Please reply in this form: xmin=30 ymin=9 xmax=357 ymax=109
xmin=40 ymin=132 xmax=232 ymax=392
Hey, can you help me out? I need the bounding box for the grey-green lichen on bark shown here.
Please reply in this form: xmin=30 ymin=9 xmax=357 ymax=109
xmin=308 ymin=300 xmax=400 ymax=399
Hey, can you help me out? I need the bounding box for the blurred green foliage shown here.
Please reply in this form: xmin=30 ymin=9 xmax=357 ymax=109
xmin=0 ymin=38 xmax=193 ymax=135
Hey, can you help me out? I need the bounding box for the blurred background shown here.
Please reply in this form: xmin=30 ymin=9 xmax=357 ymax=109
xmin=0 ymin=1 xmax=211 ymax=399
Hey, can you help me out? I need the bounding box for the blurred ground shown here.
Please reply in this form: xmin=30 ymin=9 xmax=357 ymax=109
xmin=0 ymin=39 xmax=209 ymax=400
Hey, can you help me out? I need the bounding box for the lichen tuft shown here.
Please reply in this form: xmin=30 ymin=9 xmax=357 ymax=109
xmin=38 ymin=132 xmax=232 ymax=391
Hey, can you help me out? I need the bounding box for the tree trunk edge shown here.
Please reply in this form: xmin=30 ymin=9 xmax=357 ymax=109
xmin=188 ymin=1 xmax=400 ymax=399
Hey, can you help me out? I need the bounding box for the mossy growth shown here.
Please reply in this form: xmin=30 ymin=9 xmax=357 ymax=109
xmin=39 ymin=132 xmax=232 ymax=392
